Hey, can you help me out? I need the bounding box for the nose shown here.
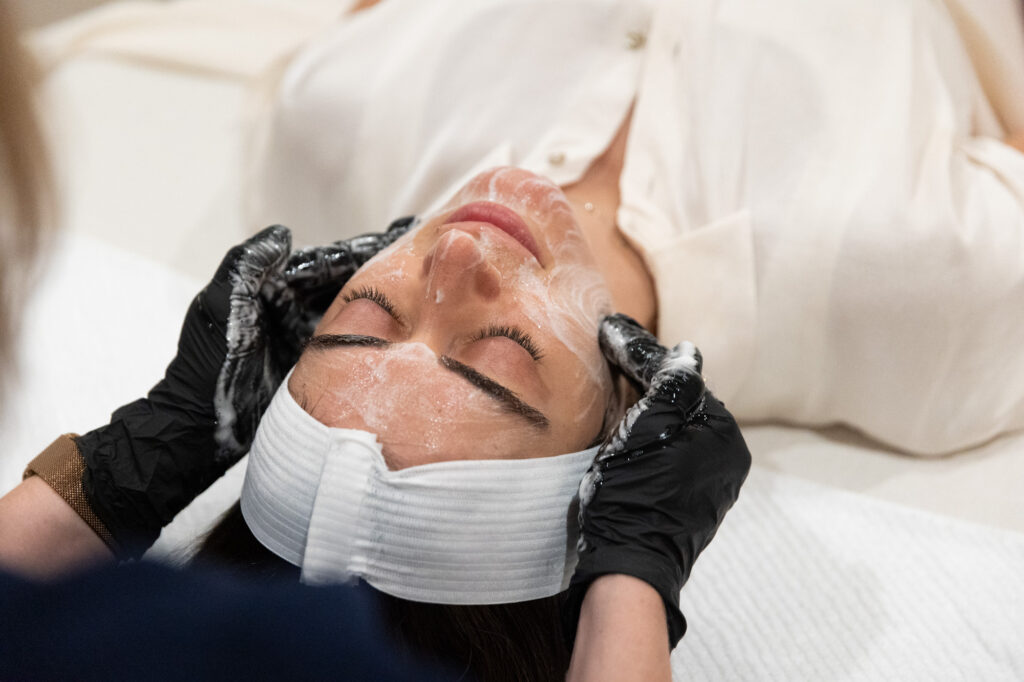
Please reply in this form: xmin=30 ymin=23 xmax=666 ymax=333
xmin=422 ymin=229 xmax=502 ymax=305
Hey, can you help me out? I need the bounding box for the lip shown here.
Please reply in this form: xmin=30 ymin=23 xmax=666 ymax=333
xmin=443 ymin=201 xmax=543 ymax=263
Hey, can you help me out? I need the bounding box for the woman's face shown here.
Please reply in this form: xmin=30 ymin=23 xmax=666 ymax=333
xmin=288 ymin=167 xmax=614 ymax=469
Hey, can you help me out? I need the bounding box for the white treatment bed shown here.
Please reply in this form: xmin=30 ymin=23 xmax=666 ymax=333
xmin=1 ymin=2 xmax=1021 ymax=679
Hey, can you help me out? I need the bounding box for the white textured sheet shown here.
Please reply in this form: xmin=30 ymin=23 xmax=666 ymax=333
xmin=671 ymin=467 xmax=1024 ymax=680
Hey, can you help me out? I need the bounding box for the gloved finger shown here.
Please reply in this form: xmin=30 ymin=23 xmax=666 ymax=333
xmin=596 ymin=321 xmax=706 ymax=460
xmin=598 ymin=313 xmax=671 ymax=389
xmin=214 ymin=231 xmax=291 ymax=453
xmin=649 ymin=343 xmax=706 ymax=416
xmin=230 ymin=228 xmax=298 ymax=354
xmin=383 ymin=214 xmax=417 ymax=239
xmin=599 ymin=313 xmax=705 ymax=386
xmin=194 ymin=225 xmax=292 ymax=338
xmin=599 ymin=359 xmax=706 ymax=462
xmin=213 ymin=225 xmax=292 ymax=298
xmin=283 ymin=243 xmax=358 ymax=294
xmin=283 ymin=216 xmax=416 ymax=293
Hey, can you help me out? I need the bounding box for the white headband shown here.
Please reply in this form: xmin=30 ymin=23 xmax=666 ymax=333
xmin=240 ymin=377 xmax=599 ymax=604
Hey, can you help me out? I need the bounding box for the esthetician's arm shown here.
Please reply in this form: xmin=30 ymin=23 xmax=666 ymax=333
xmin=0 ymin=476 xmax=113 ymax=579
xmin=567 ymin=575 xmax=671 ymax=682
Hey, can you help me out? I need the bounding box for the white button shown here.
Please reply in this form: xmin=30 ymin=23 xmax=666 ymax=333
xmin=548 ymin=151 xmax=566 ymax=166
xmin=626 ymin=31 xmax=647 ymax=50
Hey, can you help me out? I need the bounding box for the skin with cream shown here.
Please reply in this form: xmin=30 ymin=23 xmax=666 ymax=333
xmin=289 ymin=165 xmax=652 ymax=469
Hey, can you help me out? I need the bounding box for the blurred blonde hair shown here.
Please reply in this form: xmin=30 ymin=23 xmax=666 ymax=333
xmin=0 ymin=0 xmax=51 ymax=395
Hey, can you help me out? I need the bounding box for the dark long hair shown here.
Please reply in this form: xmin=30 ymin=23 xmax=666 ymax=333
xmin=193 ymin=502 xmax=571 ymax=681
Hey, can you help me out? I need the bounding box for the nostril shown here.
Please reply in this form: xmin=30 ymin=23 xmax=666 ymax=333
xmin=474 ymin=262 xmax=502 ymax=300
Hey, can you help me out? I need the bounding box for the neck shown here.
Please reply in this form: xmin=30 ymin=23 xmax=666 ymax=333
xmin=561 ymin=107 xmax=658 ymax=333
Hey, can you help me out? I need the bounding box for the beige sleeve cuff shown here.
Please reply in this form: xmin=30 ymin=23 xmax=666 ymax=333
xmin=23 ymin=434 xmax=122 ymax=556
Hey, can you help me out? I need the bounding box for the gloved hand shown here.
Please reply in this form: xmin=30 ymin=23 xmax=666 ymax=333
xmin=564 ymin=314 xmax=751 ymax=649
xmin=76 ymin=218 xmax=414 ymax=559
xmin=276 ymin=215 xmax=416 ymax=348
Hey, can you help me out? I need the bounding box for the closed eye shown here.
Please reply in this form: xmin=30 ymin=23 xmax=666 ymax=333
xmin=343 ymin=286 xmax=401 ymax=322
xmin=342 ymin=286 xmax=542 ymax=361
xmin=472 ymin=325 xmax=544 ymax=362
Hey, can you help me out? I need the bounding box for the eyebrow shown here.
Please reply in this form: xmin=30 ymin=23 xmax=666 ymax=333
xmin=304 ymin=334 xmax=550 ymax=429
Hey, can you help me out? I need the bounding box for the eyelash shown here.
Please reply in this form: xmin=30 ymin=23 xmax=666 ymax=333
xmin=343 ymin=286 xmax=399 ymax=318
xmin=343 ymin=286 xmax=543 ymax=361
xmin=474 ymin=325 xmax=544 ymax=362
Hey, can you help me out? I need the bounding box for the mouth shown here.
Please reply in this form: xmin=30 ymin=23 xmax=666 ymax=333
xmin=443 ymin=201 xmax=543 ymax=264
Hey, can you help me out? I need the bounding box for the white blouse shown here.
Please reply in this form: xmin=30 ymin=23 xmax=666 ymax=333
xmin=248 ymin=0 xmax=1024 ymax=456
xmin=250 ymin=0 xmax=652 ymax=234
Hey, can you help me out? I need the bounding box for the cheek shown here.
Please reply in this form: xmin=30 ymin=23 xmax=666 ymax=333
xmin=506 ymin=264 xmax=612 ymax=391
xmin=550 ymin=357 xmax=609 ymax=447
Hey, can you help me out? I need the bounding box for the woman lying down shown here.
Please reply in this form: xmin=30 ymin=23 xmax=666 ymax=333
xmin=2 ymin=167 xmax=751 ymax=680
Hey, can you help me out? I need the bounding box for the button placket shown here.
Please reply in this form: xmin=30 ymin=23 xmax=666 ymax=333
xmin=626 ymin=30 xmax=647 ymax=50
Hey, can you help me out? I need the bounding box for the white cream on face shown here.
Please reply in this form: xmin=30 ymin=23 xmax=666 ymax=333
xmin=295 ymin=167 xmax=614 ymax=463
xmin=293 ymin=341 xmax=537 ymax=466
xmin=357 ymin=168 xmax=613 ymax=397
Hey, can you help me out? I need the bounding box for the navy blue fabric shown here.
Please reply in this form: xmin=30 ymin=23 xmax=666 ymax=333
xmin=0 ymin=563 xmax=458 ymax=681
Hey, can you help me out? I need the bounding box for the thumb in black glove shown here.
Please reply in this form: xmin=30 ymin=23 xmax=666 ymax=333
xmin=565 ymin=314 xmax=751 ymax=649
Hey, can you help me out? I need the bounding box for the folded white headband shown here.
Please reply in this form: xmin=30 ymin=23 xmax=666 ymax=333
xmin=240 ymin=376 xmax=600 ymax=604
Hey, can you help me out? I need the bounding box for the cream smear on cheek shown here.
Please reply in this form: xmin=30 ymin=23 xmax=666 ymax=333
xmin=308 ymin=341 xmax=527 ymax=465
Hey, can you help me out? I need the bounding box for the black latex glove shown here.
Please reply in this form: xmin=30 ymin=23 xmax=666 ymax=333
xmin=564 ymin=314 xmax=751 ymax=649
xmin=77 ymin=218 xmax=414 ymax=559
xmin=277 ymin=215 xmax=416 ymax=345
